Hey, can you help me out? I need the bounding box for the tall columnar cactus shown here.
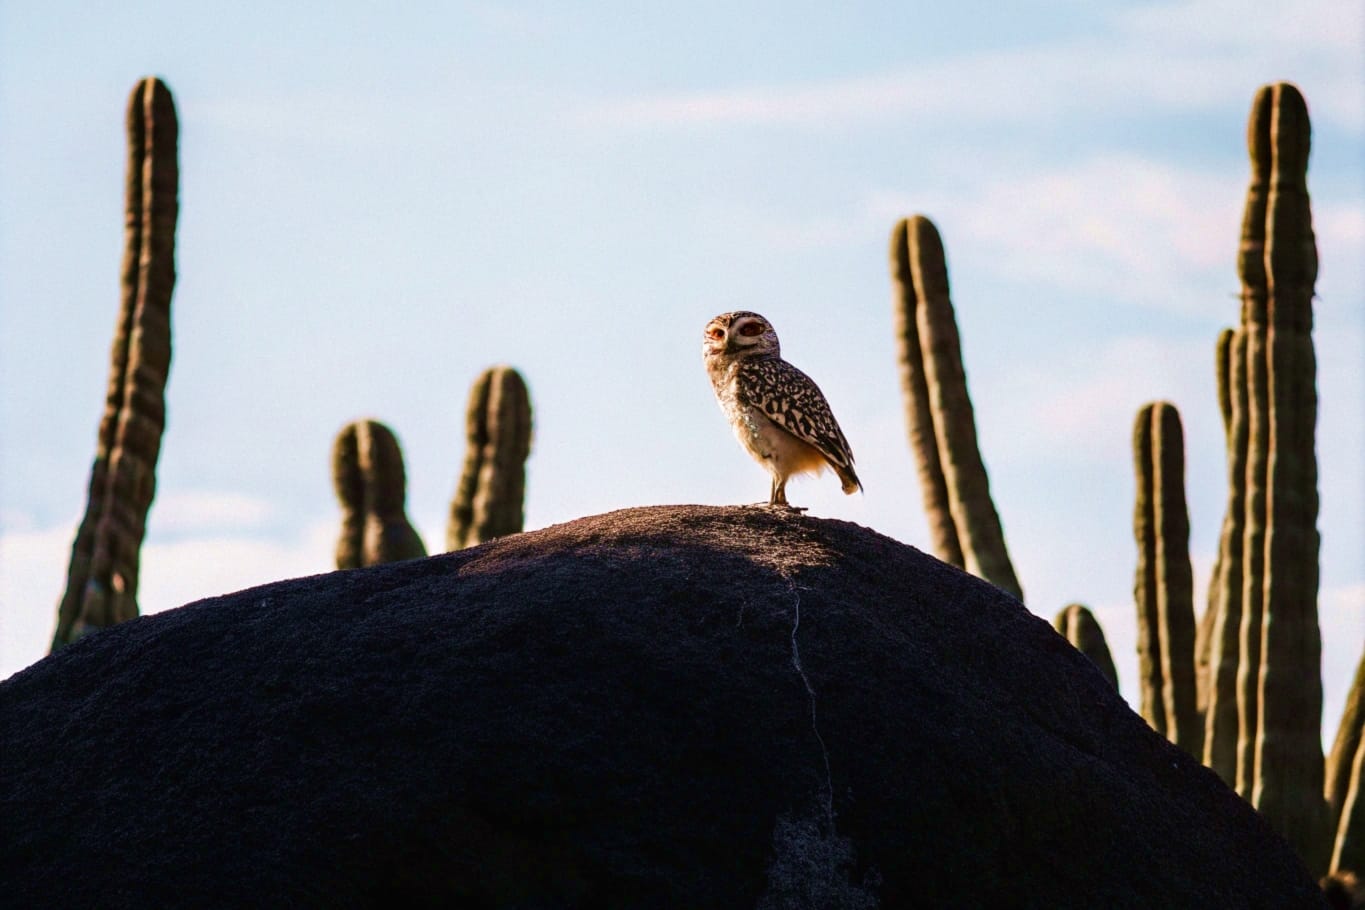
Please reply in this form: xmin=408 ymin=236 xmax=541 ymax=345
xmin=1329 ymin=653 xmax=1365 ymax=874
xmin=889 ymin=216 xmax=1022 ymax=601
xmin=51 ymin=77 xmax=178 ymax=651
xmin=447 ymin=366 xmax=533 ymax=550
xmin=332 ymin=420 xmax=426 ymax=569
xmin=1332 ymin=745 xmax=1365 ymax=878
xmin=1329 ymin=656 xmax=1365 ymax=829
xmin=1132 ymin=402 xmax=1201 ymax=756
xmin=1328 ymin=652 xmax=1365 ymax=872
xmin=1052 ymin=603 xmax=1118 ymax=691
xmin=1241 ymin=82 xmax=1327 ymax=872
xmin=1196 ymin=329 xmax=1238 ymax=717
xmin=1204 ymin=326 xmax=1250 ymax=786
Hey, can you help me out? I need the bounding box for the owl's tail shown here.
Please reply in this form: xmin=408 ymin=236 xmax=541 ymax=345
xmin=836 ymin=464 xmax=862 ymax=496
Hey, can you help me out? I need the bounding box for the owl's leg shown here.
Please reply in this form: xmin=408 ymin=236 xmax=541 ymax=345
xmin=768 ymin=476 xmax=807 ymax=512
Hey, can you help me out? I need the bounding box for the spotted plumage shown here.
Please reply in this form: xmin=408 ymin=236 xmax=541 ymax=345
xmin=702 ymin=311 xmax=861 ymax=509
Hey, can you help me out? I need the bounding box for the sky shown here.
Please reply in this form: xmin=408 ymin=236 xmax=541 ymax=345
xmin=1 ymin=2 xmax=1361 ymax=742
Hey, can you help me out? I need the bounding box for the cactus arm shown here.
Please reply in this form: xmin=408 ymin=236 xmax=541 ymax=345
xmin=893 ymin=216 xmax=1022 ymax=600
xmin=1203 ymin=328 xmax=1249 ymax=784
xmin=447 ymin=371 xmax=492 ymax=551
xmin=332 ymin=424 xmax=365 ymax=569
xmin=448 ymin=367 xmax=532 ymax=550
xmin=52 ymin=77 xmax=178 ymax=650
xmin=1234 ymin=84 xmax=1275 ymax=798
xmin=1053 ymin=603 xmax=1118 ymax=691
xmin=1245 ymin=81 xmax=1328 ymax=874
xmin=1329 ymin=654 xmax=1365 ymax=874
xmin=1152 ymin=403 xmax=1201 ymax=756
xmin=331 ymin=420 xmax=425 ymax=568
xmin=1133 ymin=403 xmax=1200 ymax=754
xmin=1328 ymin=654 xmax=1365 ymax=827
xmin=890 ymin=218 xmax=964 ymax=570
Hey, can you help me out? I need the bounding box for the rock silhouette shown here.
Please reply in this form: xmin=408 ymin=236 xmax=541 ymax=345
xmin=0 ymin=506 xmax=1325 ymax=908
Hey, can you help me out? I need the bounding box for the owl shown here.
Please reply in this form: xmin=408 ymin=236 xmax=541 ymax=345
xmin=703 ymin=311 xmax=861 ymax=509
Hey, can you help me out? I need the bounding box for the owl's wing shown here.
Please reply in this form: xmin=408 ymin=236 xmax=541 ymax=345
xmin=738 ymin=359 xmax=856 ymax=471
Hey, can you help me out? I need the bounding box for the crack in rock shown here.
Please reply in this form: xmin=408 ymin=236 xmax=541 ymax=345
xmin=784 ymin=580 xmax=834 ymax=829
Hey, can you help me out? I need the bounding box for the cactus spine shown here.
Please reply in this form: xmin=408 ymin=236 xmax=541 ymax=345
xmin=1132 ymin=402 xmax=1201 ymax=756
xmin=447 ymin=366 xmax=533 ymax=550
xmin=52 ymin=77 xmax=178 ymax=651
xmin=332 ymin=420 xmax=426 ymax=568
xmin=1053 ymin=603 xmax=1118 ymax=691
xmin=890 ymin=216 xmax=1021 ymax=600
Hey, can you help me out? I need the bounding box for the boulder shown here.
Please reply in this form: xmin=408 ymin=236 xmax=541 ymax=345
xmin=0 ymin=506 xmax=1325 ymax=907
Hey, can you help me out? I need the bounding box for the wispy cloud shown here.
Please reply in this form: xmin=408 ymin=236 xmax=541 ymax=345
xmin=870 ymin=155 xmax=1247 ymax=315
xmin=151 ymin=490 xmax=276 ymax=534
xmin=0 ymin=511 xmax=334 ymax=682
xmin=576 ymin=0 xmax=1362 ymax=132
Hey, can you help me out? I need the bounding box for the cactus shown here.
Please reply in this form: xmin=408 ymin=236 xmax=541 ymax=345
xmin=1233 ymin=83 xmax=1276 ymax=800
xmin=447 ymin=366 xmax=533 ymax=550
xmin=1241 ymin=81 xmax=1327 ymax=872
xmin=1196 ymin=328 xmax=1238 ymax=719
xmin=1132 ymin=402 xmax=1201 ymax=756
xmin=890 ymin=218 xmax=964 ymax=572
xmin=1328 ymin=656 xmax=1365 ymax=875
xmin=51 ymin=77 xmax=178 ymax=651
xmin=1332 ymin=736 xmax=1365 ymax=877
xmin=1329 ymin=655 xmax=1365 ymax=831
xmin=1329 ymin=652 xmax=1365 ymax=876
xmin=890 ymin=216 xmax=1021 ymax=600
xmin=1215 ymin=327 xmax=1235 ymax=435
xmin=332 ymin=420 xmax=426 ymax=568
xmin=1052 ymin=603 xmax=1118 ymax=691
xmin=1204 ymin=327 xmax=1250 ymax=785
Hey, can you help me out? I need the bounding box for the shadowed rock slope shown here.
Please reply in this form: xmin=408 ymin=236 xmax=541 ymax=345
xmin=0 ymin=506 xmax=1324 ymax=908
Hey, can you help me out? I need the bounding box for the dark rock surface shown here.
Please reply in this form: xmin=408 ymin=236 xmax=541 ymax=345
xmin=0 ymin=505 xmax=1325 ymax=908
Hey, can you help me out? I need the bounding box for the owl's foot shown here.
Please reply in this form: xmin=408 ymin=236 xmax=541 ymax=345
xmin=756 ymin=501 xmax=807 ymax=513
xmin=765 ymin=478 xmax=807 ymax=512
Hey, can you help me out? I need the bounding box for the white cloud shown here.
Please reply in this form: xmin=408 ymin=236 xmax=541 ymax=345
xmin=150 ymin=490 xmax=275 ymax=533
xmin=1322 ymin=583 xmax=1365 ymax=745
xmin=0 ymin=523 xmax=71 ymax=676
xmin=577 ymin=0 xmax=1362 ymax=133
xmin=1121 ymin=0 xmax=1363 ymax=56
xmin=135 ymin=519 xmax=335 ymax=618
xmin=870 ymin=156 xmax=1246 ymax=314
xmin=973 ymin=333 xmax=1218 ymax=464
xmin=0 ymin=513 xmax=335 ymax=683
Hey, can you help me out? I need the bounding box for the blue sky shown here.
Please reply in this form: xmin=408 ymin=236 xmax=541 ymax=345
xmin=2 ymin=2 xmax=1361 ymax=738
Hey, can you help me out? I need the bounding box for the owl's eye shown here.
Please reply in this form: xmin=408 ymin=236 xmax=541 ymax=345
xmin=739 ymin=322 xmax=764 ymax=337
xmin=707 ymin=327 xmax=725 ymax=340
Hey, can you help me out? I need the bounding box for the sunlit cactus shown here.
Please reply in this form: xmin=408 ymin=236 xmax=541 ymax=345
xmin=332 ymin=420 xmax=426 ymax=568
xmin=1132 ymin=402 xmax=1200 ymax=757
xmin=447 ymin=366 xmax=533 ymax=550
xmin=889 ymin=215 xmax=1021 ymax=600
xmin=52 ymin=77 xmax=178 ymax=651
xmin=1204 ymin=327 xmax=1249 ymax=785
xmin=1241 ymin=81 xmax=1327 ymax=873
xmin=1328 ymin=652 xmax=1365 ymax=875
xmin=1053 ymin=603 xmax=1118 ymax=691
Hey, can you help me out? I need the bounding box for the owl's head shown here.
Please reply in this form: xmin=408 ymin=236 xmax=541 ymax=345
xmin=702 ymin=311 xmax=780 ymax=362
